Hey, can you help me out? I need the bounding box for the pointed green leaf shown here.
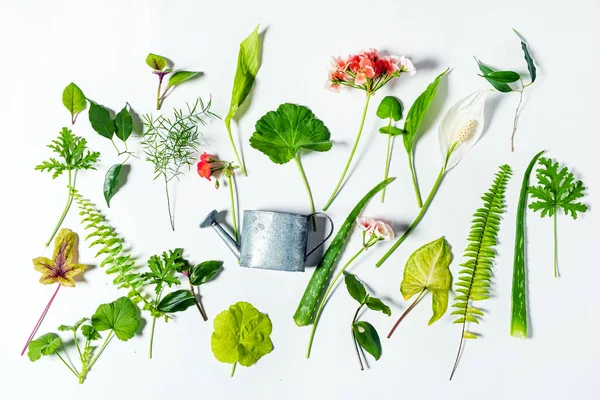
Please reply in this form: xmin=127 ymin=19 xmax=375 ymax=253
xmin=27 ymin=333 xmax=61 ymax=361
xmin=379 ymin=126 xmax=405 ymax=136
xmin=88 ymin=102 xmax=115 ymax=139
xmin=167 ymin=71 xmax=200 ymax=89
xmin=480 ymin=71 xmax=520 ymax=83
xmin=62 ymin=82 xmax=86 ymax=124
xmin=343 ymin=271 xmax=367 ymax=304
xmin=58 ymin=317 xmax=88 ymax=332
xmin=146 ymin=53 xmax=167 ymax=71
xmin=463 ymin=331 xmax=478 ymax=339
xmin=353 ymin=321 xmax=382 ymax=360
xmin=157 ymin=289 xmax=196 ymax=313
xmin=376 ymin=96 xmax=402 ymax=121
xmin=103 ymin=164 xmax=123 ymax=207
xmin=365 ymin=296 xmax=392 ymax=316
xmin=114 ymin=105 xmax=133 ymax=142
xmin=91 ymin=297 xmax=140 ymax=341
xmin=514 ymin=29 xmax=537 ymax=83
xmin=190 ymin=260 xmax=222 ymax=286
xmin=474 ymin=57 xmax=512 ymax=92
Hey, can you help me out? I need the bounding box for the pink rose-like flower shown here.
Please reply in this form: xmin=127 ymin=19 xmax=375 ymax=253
xmin=373 ymin=221 xmax=395 ymax=241
xmin=356 ymin=217 xmax=376 ymax=233
xmin=399 ymin=56 xmax=416 ymax=76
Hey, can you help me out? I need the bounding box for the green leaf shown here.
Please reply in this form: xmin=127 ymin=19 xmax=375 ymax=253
xmin=58 ymin=317 xmax=88 ymax=332
xmin=88 ymin=102 xmax=115 ymax=139
xmin=403 ymin=68 xmax=448 ymax=152
xmin=474 ymin=57 xmax=512 ymax=92
xmin=224 ymin=24 xmax=260 ymax=129
xmin=365 ymin=297 xmax=392 ymax=316
xmin=27 ymin=333 xmax=61 ymax=361
xmin=167 ymin=71 xmax=200 ymax=89
xmin=514 ymin=29 xmax=537 ymax=83
xmin=400 ymin=237 xmax=452 ymax=325
xmin=146 ymin=53 xmax=167 ymax=71
xmin=211 ymin=301 xmax=273 ymax=372
xmin=62 ymin=82 xmax=86 ymax=124
xmin=157 ymin=290 xmax=196 ymax=313
xmin=480 ymin=71 xmax=520 ymax=83
xmin=103 ymin=164 xmax=123 ymax=207
xmin=91 ymin=296 xmax=140 ymax=341
xmin=114 ymin=105 xmax=133 ymax=142
xmin=190 ymin=260 xmax=222 ymax=286
xmin=81 ymin=325 xmax=100 ymax=341
xmin=140 ymin=249 xmax=185 ymax=293
xmin=376 ymin=96 xmax=402 ymax=121
xmin=352 ymin=321 xmax=382 ymax=360
xmin=343 ymin=271 xmax=367 ymax=304
xmin=250 ymin=103 xmax=332 ymax=164
xmin=379 ymin=126 xmax=405 ymax=136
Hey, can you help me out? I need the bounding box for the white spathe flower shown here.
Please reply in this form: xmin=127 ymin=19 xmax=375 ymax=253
xmin=438 ymin=90 xmax=488 ymax=170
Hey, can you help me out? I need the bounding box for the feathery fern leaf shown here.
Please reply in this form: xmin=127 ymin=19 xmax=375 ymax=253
xmin=449 ymin=164 xmax=512 ymax=380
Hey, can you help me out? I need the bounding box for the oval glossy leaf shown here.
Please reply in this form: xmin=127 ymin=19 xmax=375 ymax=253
xmin=190 ymin=260 xmax=222 ymax=286
xmin=88 ymin=102 xmax=115 ymax=139
xmin=104 ymin=164 xmax=123 ymax=207
xmin=474 ymin=58 xmax=512 ymax=93
xmin=365 ymin=296 xmax=392 ymax=316
xmin=62 ymin=82 xmax=86 ymax=124
xmin=379 ymin=126 xmax=405 ymax=136
xmin=146 ymin=53 xmax=167 ymax=71
xmin=376 ymin=96 xmax=402 ymax=121
xmin=353 ymin=321 xmax=382 ymax=360
xmin=27 ymin=333 xmax=62 ymax=361
xmin=481 ymin=71 xmax=520 ymax=83
xmin=157 ymin=290 xmax=196 ymax=313
xmin=91 ymin=296 xmax=140 ymax=341
xmin=167 ymin=71 xmax=200 ymax=89
xmin=114 ymin=106 xmax=133 ymax=142
xmin=343 ymin=271 xmax=367 ymax=304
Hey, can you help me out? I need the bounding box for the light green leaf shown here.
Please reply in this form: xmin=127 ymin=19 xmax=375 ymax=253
xmin=103 ymin=164 xmax=123 ymax=207
xmin=376 ymin=96 xmax=402 ymax=121
xmin=474 ymin=57 xmax=512 ymax=93
xmin=224 ymin=25 xmax=260 ymax=129
xmin=81 ymin=325 xmax=100 ymax=341
xmin=114 ymin=105 xmax=133 ymax=142
xmin=157 ymin=290 xmax=196 ymax=313
xmin=480 ymin=71 xmax=520 ymax=83
xmin=250 ymin=103 xmax=332 ymax=164
xmin=91 ymin=296 xmax=140 ymax=341
xmin=146 ymin=53 xmax=167 ymax=71
xmin=58 ymin=317 xmax=88 ymax=332
xmin=62 ymin=82 xmax=86 ymax=124
xmin=27 ymin=333 xmax=61 ymax=361
xmin=379 ymin=126 xmax=405 ymax=136
xmin=211 ymin=301 xmax=273 ymax=371
xmin=400 ymin=237 xmax=452 ymax=325
xmin=365 ymin=297 xmax=392 ymax=316
xmin=88 ymin=102 xmax=115 ymax=139
xmin=167 ymin=71 xmax=200 ymax=89
xmin=190 ymin=260 xmax=222 ymax=286
xmin=514 ymin=29 xmax=537 ymax=83
xmin=352 ymin=321 xmax=382 ymax=360
xmin=343 ymin=271 xmax=367 ymax=304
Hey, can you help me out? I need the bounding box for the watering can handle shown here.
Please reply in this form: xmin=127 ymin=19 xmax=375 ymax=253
xmin=304 ymin=212 xmax=335 ymax=260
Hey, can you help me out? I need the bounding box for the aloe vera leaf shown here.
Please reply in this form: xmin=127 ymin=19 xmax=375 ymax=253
xmin=293 ymin=177 xmax=395 ymax=326
xmin=511 ymin=150 xmax=545 ymax=339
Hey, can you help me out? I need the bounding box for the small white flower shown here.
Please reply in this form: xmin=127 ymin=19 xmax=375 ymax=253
xmin=399 ymin=56 xmax=416 ymax=76
xmin=356 ymin=217 xmax=376 ymax=233
xmin=373 ymin=221 xmax=395 ymax=241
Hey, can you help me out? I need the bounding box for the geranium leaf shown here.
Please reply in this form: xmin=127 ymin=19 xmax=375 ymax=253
xmin=157 ymin=290 xmax=196 ymax=313
xmin=32 ymin=228 xmax=86 ymax=287
xmin=27 ymin=333 xmax=61 ymax=362
xmin=81 ymin=325 xmax=100 ymax=341
xmin=353 ymin=321 xmax=382 ymax=360
xmin=58 ymin=317 xmax=88 ymax=332
xmin=91 ymin=296 xmax=140 ymax=341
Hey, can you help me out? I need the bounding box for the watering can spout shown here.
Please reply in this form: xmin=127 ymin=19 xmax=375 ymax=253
xmin=199 ymin=210 xmax=240 ymax=260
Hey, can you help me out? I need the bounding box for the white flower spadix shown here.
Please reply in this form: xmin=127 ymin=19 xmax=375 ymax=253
xmin=438 ymin=90 xmax=488 ymax=170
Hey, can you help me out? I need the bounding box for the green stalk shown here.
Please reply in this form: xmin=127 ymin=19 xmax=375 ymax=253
xmin=381 ymin=133 xmax=393 ymax=202
xmin=387 ymin=288 xmax=427 ymax=338
xmin=56 ymin=352 xmax=79 ymax=379
xmin=45 ymin=170 xmax=74 ymax=247
xmin=553 ymin=208 xmax=558 ymax=278
xmin=323 ymin=92 xmax=372 ymax=211
xmin=149 ymin=317 xmax=157 ymax=359
xmin=225 ymin=120 xmax=247 ymax=176
xmin=80 ymin=330 xmax=114 ymax=384
xmin=295 ymin=155 xmax=317 ymax=230
xmin=407 ymin=154 xmax=423 ymax=208
xmin=164 ymin=175 xmax=175 ymax=231
xmin=351 ymin=302 xmax=366 ymax=371
xmin=227 ymin=175 xmax=239 ymax=241
xmin=230 ymin=362 xmax=237 ymax=377
xmin=511 ymin=150 xmax=545 ymax=339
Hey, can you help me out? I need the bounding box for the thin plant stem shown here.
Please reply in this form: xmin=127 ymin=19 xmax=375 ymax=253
xmin=45 ymin=170 xmax=74 ymax=247
xmin=352 ymin=303 xmax=365 ymax=371
xmin=156 ymin=75 xmax=163 ymax=110
xmin=387 ymin=288 xmax=427 ymax=338
xmin=449 ymin=315 xmax=467 ymax=381
xmin=511 ymin=81 xmax=525 ymax=152
xmin=189 ymin=282 xmax=208 ymax=321
xmin=306 ymin=247 xmax=365 ymax=358
xmin=553 ymin=208 xmax=558 ymax=278
xmin=323 ymin=92 xmax=372 ymax=211
xmin=56 ymin=352 xmax=79 ymax=379
xmin=381 ymin=133 xmax=393 ymax=202
xmin=164 ymin=176 xmax=175 ymax=231
xmin=149 ymin=317 xmax=157 ymax=359
xmin=295 ymin=155 xmax=317 ymax=230
xmin=225 ymin=121 xmax=247 ymax=176
xmin=81 ymin=330 xmax=114 ymax=384
xmin=21 ymin=284 xmax=61 ymax=356
xmin=230 ymin=362 xmax=237 ymax=377
xmin=408 ymin=154 xmax=423 ymax=208
xmin=227 ymin=175 xmax=238 ymax=242
xmin=74 ymin=329 xmax=83 ymax=361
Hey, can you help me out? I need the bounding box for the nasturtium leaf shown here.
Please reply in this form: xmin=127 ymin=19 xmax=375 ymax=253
xmin=58 ymin=317 xmax=88 ymax=332
xmin=103 ymin=164 xmax=123 ymax=207
xmin=343 ymin=271 xmax=367 ymax=304
xmin=250 ymin=103 xmax=333 ymax=164
xmin=481 ymin=71 xmax=520 ymax=83
xmin=190 ymin=260 xmax=222 ymax=286
xmin=157 ymin=290 xmax=196 ymax=313
xmin=365 ymin=297 xmax=392 ymax=316
xmin=225 ymin=24 xmax=260 ymax=130
xmin=88 ymin=102 xmax=115 ymax=139
xmin=211 ymin=301 xmax=273 ymax=370
xmin=33 ymin=228 xmax=86 ymax=287
xmin=514 ymin=29 xmax=537 ymax=83
xmin=167 ymin=71 xmax=200 ymax=89
xmin=114 ymin=106 xmax=133 ymax=142
xmin=62 ymin=82 xmax=86 ymax=124
xmin=146 ymin=53 xmax=168 ymax=71
xmin=474 ymin=58 xmax=512 ymax=93
xmin=352 ymin=321 xmax=382 ymax=360
xmin=376 ymin=96 xmax=402 ymax=121
xmin=27 ymin=333 xmax=61 ymax=361
xmin=400 ymin=237 xmax=452 ymax=325
xmin=379 ymin=126 xmax=405 ymax=136
xmin=91 ymin=296 xmax=140 ymax=341
xmin=81 ymin=325 xmax=100 ymax=341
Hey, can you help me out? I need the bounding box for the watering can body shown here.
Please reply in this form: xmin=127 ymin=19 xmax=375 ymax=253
xmin=200 ymin=210 xmax=333 ymax=272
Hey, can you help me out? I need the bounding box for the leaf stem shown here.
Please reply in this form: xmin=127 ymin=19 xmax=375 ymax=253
xmin=164 ymin=176 xmax=175 ymax=231
xmin=149 ymin=317 xmax=157 ymax=359
xmin=227 ymin=175 xmax=239 ymax=242
xmin=449 ymin=316 xmax=466 ymax=381
xmin=323 ymin=92 xmax=372 ymax=211
xmin=189 ymin=282 xmax=208 ymax=321
xmin=306 ymin=247 xmax=365 ymax=358
xmin=225 ymin=120 xmax=247 ymax=176
xmin=56 ymin=352 xmax=80 ymax=379
xmin=553 ymin=208 xmax=558 ymax=278
xmin=21 ymin=283 xmax=61 ymax=356
xmin=156 ymin=75 xmax=164 ymax=110
xmin=295 ymin=155 xmax=317 ymax=231
xmin=510 ymin=82 xmax=525 ymax=152
xmin=45 ymin=170 xmax=74 ymax=247
xmin=352 ymin=303 xmax=366 ymax=371
xmin=408 ymin=154 xmax=423 ymax=208
xmin=81 ymin=330 xmax=114 ymax=383
xmin=387 ymin=288 xmax=427 ymax=338
xmin=230 ymin=361 xmax=237 ymax=377
xmin=381 ymin=132 xmax=393 ymax=202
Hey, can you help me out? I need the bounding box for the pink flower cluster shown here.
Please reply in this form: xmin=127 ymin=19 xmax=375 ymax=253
xmin=327 ymin=49 xmax=415 ymax=92
xmin=356 ymin=217 xmax=395 ymax=241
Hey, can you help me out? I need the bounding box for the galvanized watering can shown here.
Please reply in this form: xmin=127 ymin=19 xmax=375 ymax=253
xmin=200 ymin=209 xmax=334 ymax=272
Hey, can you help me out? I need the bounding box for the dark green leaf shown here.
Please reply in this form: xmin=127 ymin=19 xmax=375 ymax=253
xmin=157 ymin=290 xmax=196 ymax=313
xmin=27 ymin=333 xmax=61 ymax=361
xmin=91 ymin=297 xmax=140 ymax=341
xmin=481 ymin=71 xmax=520 ymax=83
xmin=103 ymin=164 xmax=123 ymax=207
xmin=81 ymin=325 xmax=100 ymax=341
xmin=353 ymin=321 xmax=382 ymax=360
xmin=190 ymin=260 xmax=222 ymax=286
xmin=376 ymin=96 xmax=402 ymax=121
xmin=167 ymin=71 xmax=200 ymax=89
xmin=379 ymin=126 xmax=405 ymax=136
xmin=514 ymin=29 xmax=537 ymax=83
xmin=474 ymin=58 xmax=512 ymax=92
xmin=365 ymin=297 xmax=392 ymax=316
xmin=146 ymin=53 xmax=167 ymax=71
xmin=62 ymin=82 xmax=86 ymax=124
xmin=343 ymin=271 xmax=367 ymax=304
xmin=88 ymin=102 xmax=115 ymax=139
xmin=114 ymin=106 xmax=133 ymax=141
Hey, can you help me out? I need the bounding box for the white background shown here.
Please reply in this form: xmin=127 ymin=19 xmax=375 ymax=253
xmin=1 ymin=0 xmax=599 ymax=399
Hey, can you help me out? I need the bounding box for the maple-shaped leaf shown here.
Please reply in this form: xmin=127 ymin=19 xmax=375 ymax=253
xmin=33 ymin=228 xmax=86 ymax=287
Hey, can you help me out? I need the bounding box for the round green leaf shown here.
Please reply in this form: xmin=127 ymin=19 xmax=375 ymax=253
xmin=190 ymin=260 xmax=222 ymax=286
xmin=343 ymin=271 xmax=367 ymax=304
xmin=27 ymin=333 xmax=61 ymax=361
xmin=158 ymin=290 xmax=196 ymax=313
xmin=114 ymin=106 xmax=133 ymax=142
xmin=91 ymin=296 xmax=140 ymax=341
xmin=62 ymin=82 xmax=86 ymax=123
xmin=376 ymin=96 xmax=402 ymax=121
xmin=146 ymin=53 xmax=167 ymax=71
xmin=353 ymin=321 xmax=382 ymax=360
xmin=88 ymin=102 xmax=115 ymax=139
xmin=104 ymin=164 xmax=123 ymax=207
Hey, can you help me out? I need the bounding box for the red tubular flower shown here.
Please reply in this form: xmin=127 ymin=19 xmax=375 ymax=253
xmin=197 ymin=161 xmax=212 ymax=180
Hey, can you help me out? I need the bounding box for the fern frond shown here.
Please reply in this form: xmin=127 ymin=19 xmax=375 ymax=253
xmin=449 ymin=164 xmax=512 ymax=380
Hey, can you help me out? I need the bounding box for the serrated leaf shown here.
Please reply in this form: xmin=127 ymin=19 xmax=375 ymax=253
xmin=88 ymin=102 xmax=115 ymax=139
xmin=103 ymin=164 xmax=123 ymax=207
xmin=343 ymin=271 xmax=367 ymax=304
xmin=62 ymin=82 xmax=86 ymax=124
xmin=353 ymin=321 xmax=382 ymax=360
xmin=167 ymin=71 xmax=200 ymax=89
xmin=190 ymin=260 xmax=222 ymax=286
xmin=379 ymin=126 xmax=405 ymax=136
xmin=91 ymin=296 xmax=140 ymax=341
xmin=27 ymin=333 xmax=61 ymax=361
xmin=365 ymin=296 xmax=392 ymax=316
xmin=474 ymin=57 xmax=512 ymax=92
xmin=481 ymin=71 xmax=520 ymax=83
xmin=81 ymin=325 xmax=100 ymax=341
xmin=114 ymin=106 xmax=133 ymax=141
xmin=146 ymin=53 xmax=167 ymax=71
xmin=157 ymin=289 xmax=196 ymax=313
xmin=376 ymin=96 xmax=402 ymax=121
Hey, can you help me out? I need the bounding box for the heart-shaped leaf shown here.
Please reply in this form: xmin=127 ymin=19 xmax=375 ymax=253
xmin=88 ymin=102 xmax=115 ymax=139
xmin=190 ymin=260 xmax=222 ymax=286
xmin=343 ymin=271 xmax=367 ymax=304
xmin=376 ymin=96 xmax=402 ymax=121
xmin=114 ymin=105 xmax=133 ymax=142
xmin=352 ymin=321 xmax=382 ymax=360
xmin=103 ymin=164 xmax=123 ymax=207
xmin=91 ymin=297 xmax=140 ymax=341
xmin=167 ymin=71 xmax=200 ymax=89
xmin=62 ymin=82 xmax=86 ymax=124
xmin=158 ymin=290 xmax=196 ymax=313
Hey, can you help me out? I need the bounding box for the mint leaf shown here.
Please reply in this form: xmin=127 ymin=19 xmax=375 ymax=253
xmin=91 ymin=296 xmax=140 ymax=341
xmin=27 ymin=333 xmax=61 ymax=361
